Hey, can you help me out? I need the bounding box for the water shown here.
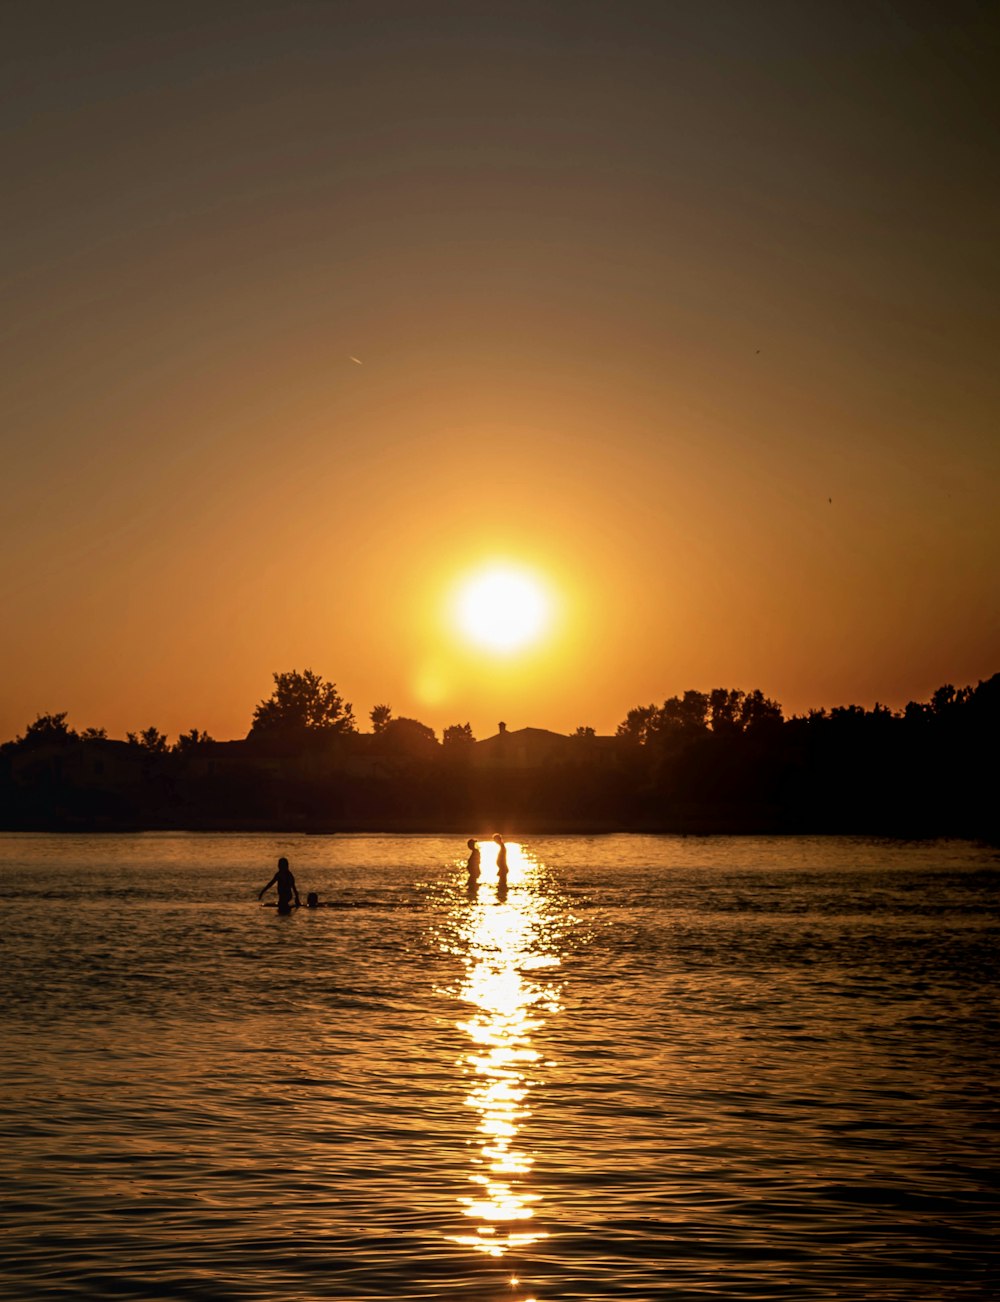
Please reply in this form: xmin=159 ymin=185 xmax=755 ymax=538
xmin=1 ymin=833 xmax=997 ymax=1300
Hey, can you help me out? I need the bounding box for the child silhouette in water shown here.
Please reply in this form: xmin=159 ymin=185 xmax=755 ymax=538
xmin=259 ymin=857 xmax=300 ymax=912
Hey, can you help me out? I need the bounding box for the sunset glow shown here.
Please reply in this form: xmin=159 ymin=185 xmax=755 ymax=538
xmin=1 ymin=3 xmax=996 ymax=748
xmin=2 ymin=6 xmax=997 ymax=1300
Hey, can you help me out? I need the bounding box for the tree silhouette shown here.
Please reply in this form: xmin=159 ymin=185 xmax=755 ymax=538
xmin=656 ymin=690 xmax=709 ymax=739
xmin=443 ymin=722 xmax=475 ymax=747
xmin=175 ymin=728 xmax=213 ymax=753
xmin=739 ymin=688 xmax=783 ymax=733
xmin=378 ymin=716 xmax=438 ymax=755
xmin=616 ymin=704 xmax=659 ymax=744
xmin=370 ymin=704 xmax=393 ymax=734
xmin=19 ymin=712 xmax=77 ymax=746
xmin=708 ymin=688 xmax=744 ymax=735
xmin=127 ymin=726 xmax=169 ymax=753
xmin=1 ymin=671 xmax=996 ymax=836
xmin=250 ymin=669 xmax=356 ymax=736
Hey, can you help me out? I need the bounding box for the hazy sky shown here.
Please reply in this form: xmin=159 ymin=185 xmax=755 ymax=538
xmin=3 ymin=0 xmax=998 ymax=742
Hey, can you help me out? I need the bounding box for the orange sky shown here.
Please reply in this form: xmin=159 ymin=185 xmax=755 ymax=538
xmin=3 ymin=1 xmax=998 ymax=743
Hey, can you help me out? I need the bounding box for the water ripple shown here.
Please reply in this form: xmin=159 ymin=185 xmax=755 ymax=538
xmin=0 ymin=833 xmax=997 ymax=1299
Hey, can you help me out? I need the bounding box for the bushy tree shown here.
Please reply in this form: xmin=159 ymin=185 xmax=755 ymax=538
xmin=573 ymin=725 xmax=596 ymax=737
xmin=250 ymin=669 xmax=356 ymax=736
xmin=175 ymin=728 xmax=213 ymax=753
xmin=80 ymin=726 xmax=108 ymax=741
xmin=931 ymin=684 xmax=972 ymax=716
xmin=656 ymin=690 xmax=709 ymax=739
xmin=739 ymin=688 xmax=783 ymax=733
xmin=443 ymin=721 xmax=475 ymax=747
xmin=708 ymin=688 xmax=745 ymax=735
xmin=19 ymin=712 xmax=77 ymax=745
xmin=618 ymin=688 xmax=784 ymax=749
xmin=370 ymin=704 xmax=393 ymax=734
xmin=616 ymin=704 xmax=658 ymax=744
xmin=127 ymin=726 xmax=169 ymax=753
xmin=378 ymin=716 xmax=438 ymax=755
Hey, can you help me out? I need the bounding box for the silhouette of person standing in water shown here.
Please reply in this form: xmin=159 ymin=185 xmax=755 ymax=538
xmin=258 ymin=857 xmax=300 ymax=913
xmin=465 ymin=838 xmax=481 ymax=893
xmin=494 ymin=833 xmax=508 ymax=898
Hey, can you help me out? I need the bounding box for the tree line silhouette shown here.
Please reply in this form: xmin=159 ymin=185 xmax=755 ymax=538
xmin=1 ymin=669 xmax=996 ymax=836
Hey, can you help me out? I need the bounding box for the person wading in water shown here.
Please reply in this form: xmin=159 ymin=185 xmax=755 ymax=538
xmin=258 ymin=857 xmax=301 ymax=913
xmin=494 ymin=833 xmax=508 ymax=899
xmin=465 ymin=838 xmax=481 ymax=894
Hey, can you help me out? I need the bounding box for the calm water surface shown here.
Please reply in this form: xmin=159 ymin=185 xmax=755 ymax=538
xmin=1 ymin=833 xmax=997 ymax=1300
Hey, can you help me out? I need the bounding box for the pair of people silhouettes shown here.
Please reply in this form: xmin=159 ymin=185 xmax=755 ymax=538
xmin=466 ymin=834 xmax=507 ymax=898
xmin=258 ymin=860 xmax=330 ymax=911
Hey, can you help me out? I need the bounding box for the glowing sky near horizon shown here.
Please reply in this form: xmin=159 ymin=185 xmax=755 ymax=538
xmin=1 ymin=0 xmax=997 ymax=742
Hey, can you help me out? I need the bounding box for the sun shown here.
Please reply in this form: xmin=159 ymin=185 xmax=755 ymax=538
xmin=452 ymin=564 xmax=551 ymax=654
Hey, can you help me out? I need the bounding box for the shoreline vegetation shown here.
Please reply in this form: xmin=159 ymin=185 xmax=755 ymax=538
xmin=2 ymin=670 xmax=997 ymax=838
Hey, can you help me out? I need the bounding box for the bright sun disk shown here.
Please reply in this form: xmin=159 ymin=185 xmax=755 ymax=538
xmin=453 ymin=566 xmax=550 ymax=653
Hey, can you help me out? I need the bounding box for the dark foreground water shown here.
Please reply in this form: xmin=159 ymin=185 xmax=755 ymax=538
xmin=0 ymin=833 xmax=997 ymax=1300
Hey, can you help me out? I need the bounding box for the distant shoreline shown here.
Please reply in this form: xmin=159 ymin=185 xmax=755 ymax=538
xmin=5 ymin=673 xmax=996 ymax=843
xmin=2 ymin=814 xmax=993 ymax=840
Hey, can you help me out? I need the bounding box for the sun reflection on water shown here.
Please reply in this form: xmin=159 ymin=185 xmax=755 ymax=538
xmin=449 ymin=841 xmax=561 ymax=1265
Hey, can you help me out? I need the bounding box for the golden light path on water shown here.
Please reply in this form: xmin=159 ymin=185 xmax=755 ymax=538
xmin=446 ymin=840 xmax=563 ymax=1288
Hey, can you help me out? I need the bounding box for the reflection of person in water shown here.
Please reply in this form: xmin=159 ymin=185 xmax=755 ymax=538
xmin=258 ymin=857 xmax=300 ymax=912
xmin=465 ymin=838 xmax=481 ymax=892
xmin=493 ymin=834 xmax=508 ymax=896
